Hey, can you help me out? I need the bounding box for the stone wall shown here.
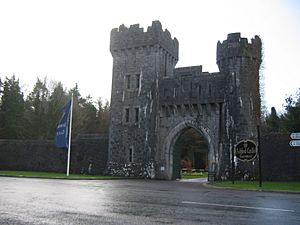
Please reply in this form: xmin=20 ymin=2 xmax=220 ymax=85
xmin=1 ymin=132 xmax=299 ymax=181
xmin=0 ymin=134 xmax=108 ymax=175
xmin=261 ymin=133 xmax=300 ymax=181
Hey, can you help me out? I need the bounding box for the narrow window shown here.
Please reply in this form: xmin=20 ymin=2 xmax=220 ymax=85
xmin=199 ymin=85 xmax=202 ymax=97
xmin=135 ymin=107 xmax=139 ymax=122
xmin=129 ymin=147 xmax=133 ymax=163
xmin=169 ymin=105 xmax=174 ymax=115
xmin=163 ymin=88 xmax=167 ymax=97
xmin=176 ymin=105 xmax=182 ymax=115
xmin=126 ymin=75 xmax=131 ymax=89
xmin=125 ymin=108 xmax=130 ymax=122
xmin=208 ymin=84 xmax=212 ymax=97
xmin=164 ymin=53 xmax=167 ymax=76
xmin=193 ymin=104 xmax=198 ymax=114
xmin=165 ymin=106 xmax=170 ymax=117
xmin=136 ymin=74 xmax=140 ymax=88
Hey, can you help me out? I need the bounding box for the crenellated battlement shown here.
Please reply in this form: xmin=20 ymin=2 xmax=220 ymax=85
xmin=175 ymin=66 xmax=203 ymax=76
xmin=110 ymin=21 xmax=179 ymax=60
xmin=216 ymin=32 xmax=261 ymax=64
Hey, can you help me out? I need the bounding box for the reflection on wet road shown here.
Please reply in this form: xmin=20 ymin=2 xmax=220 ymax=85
xmin=0 ymin=177 xmax=299 ymax=224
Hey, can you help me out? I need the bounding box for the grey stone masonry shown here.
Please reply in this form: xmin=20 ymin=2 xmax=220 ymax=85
xmin=107 ymin=21 xmax=262 ymax=181
xmin=110 ymin=21 xmax=179 ymax=61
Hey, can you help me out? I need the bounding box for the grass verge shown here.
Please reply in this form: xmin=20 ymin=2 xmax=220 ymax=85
xmin=0 ymin=170 xmax=125 ymax=180
xmin=181 ymin=172 xmax=208 ymax=179
xmin=211 ymin=181 xmax=300 ymax=192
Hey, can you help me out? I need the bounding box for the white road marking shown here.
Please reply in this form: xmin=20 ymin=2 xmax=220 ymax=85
xmin=182 ymin=201 xmax=295 ymax=213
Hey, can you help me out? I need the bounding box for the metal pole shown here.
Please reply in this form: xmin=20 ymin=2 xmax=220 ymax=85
xmin=257 ymin=125 xmax=262 ymax=187
xmin=66 ymin=94 xmax=73 ymax=176
xmin=231 ymin=143 xmax=235 ymax=184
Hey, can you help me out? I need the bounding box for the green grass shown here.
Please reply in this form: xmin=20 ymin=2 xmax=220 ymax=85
xmin=0 ymin=170 xmax=125 ymax=180
xmin=211 ymin=181 xmax=300 ymax=192
xmin=181 ymin=172 xmax=208 ymax=179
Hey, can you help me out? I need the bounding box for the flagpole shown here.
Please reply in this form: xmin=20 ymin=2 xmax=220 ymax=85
xmin=66 ymin=94 xmax=73 ymax=176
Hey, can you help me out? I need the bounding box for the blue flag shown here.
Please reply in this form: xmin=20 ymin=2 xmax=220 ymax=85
xmin=54 ymin=100 xmax=72 ymax=149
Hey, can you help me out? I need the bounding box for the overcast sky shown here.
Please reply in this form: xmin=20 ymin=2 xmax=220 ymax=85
xmin=0 ymin=0 xmax=299 ymax=112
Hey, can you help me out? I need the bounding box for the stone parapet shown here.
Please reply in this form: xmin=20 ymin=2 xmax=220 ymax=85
xmin=217 ymin=32 xmax=262 ymax=64
xmin=110 ymin=20 xmax=178 ymax=60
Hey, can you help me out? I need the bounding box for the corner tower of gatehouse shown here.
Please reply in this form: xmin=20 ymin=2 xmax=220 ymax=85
xmin=107 ymin=21 xmax=178 ymax=177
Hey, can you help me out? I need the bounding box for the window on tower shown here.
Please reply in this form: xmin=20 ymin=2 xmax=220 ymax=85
xmin=129 ymin=147 xmax=134 ymax=163
xmin=125 ymin=108 xmax=130 ymax=123
xmin=135 ymin=107 xmax=139 ymax=122
xmin=126 ymin=75 xmax=131 ymax=89
xmin=208 ymin=84 xmax=212 ymax=97
xmin=136 ymin=74 xmax=140 ymax=89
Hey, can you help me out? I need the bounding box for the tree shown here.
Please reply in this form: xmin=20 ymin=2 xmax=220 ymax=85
xmin=96 ymin=98 xmax=110 ymax=133
xmin=281 ymin=89 xmax=300 ymax=132
xmin=47 ymin=81 xmax=68 ymax=139
xmin=69 ymin=84 xmax=99 ymax=136
xmin=25 ymin=77 xmax=49 ymax=139
xmin=0 ymin=76 xmax=26 ymax=139
xmin=79 ymin=95 xmax=98 ymax=133
xmin=0 ymin=75 xmax=110 ymax=140
xmin=265 ymin=107 xmax=280 ymax=132
xmin=0 ymin=76 xmax=2 ymax=95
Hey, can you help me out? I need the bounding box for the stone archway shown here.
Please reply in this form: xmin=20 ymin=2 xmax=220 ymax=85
xmin=163 ymin=119 xmax=216 ymax=180
xmin=173 ymin=128 xmax=208 ymax=179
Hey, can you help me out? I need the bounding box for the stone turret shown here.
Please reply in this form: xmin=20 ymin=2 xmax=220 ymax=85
xmin=110 ymin=21 xmax=179 ymax=61
xmin=217 ymin=32 xmax=262 ymax=137
xmin=217 ymin=32 xmax=261 ymax=72
xmin=107 ymin=21 xmax=179 ymax=178
xmin=217 ymin=32 xmax=262 ymax=180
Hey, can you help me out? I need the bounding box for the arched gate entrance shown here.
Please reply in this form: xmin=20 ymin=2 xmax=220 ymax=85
xmin=173 ymin=127 xmax=208 ymax=179
xmin=162 ymin=120 xmax=217 ymax=181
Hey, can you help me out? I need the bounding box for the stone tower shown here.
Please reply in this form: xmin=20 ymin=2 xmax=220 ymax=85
xmin=107 ymin=21 xmax=178 ymax=177
xmin=217 ymin=33 xmax=262 ymax=178
xmin=107 ymin=21 xmax=262 ymax=180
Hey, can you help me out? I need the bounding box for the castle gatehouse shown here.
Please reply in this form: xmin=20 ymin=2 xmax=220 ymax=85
xmin=106 ymin=21 xmax=261 ymax=181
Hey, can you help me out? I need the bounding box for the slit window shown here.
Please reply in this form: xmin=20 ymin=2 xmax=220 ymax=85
xmin=129 ymin=147 xmax=133 ymax=163
xmin=126 ymin=75 xmax=131 ymax=89
xmin=125 ymin=108 xmax=130 ymax=122
xmin=164 ymin=53 xmax=167 ymax=76
xmin=136 ymin=74 xmax=140 ymax=88
xmin=135 ymin=107 xmax=139 ymax=122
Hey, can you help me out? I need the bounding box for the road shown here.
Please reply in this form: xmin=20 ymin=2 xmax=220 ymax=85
xmin=0 ymin=177 xmax=299 ymax=225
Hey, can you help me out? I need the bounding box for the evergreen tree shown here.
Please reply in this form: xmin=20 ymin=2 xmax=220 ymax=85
xmin=0 ymin=76 xmax=26 ymax=139
xmin=69 ymin=83 xmax=84 ymax=137
xmin=0 ymin=75 xmax=111 ymax=140
xmin=96 ymin=98 xmax=110 ymax=133
xmin=25 ymin=77 xmax=49 ymax=139
xmin=79 ymin=95 xmax=98 ymax=133
xmin=69 ymin=84 xmax=105 ymax=136
xmin=281 ymin=89 xmax=300 ymax=132
xmin=0 ymin=76 xmax=2 ymax=95
xmin=265 ymin=107 xmax=280 ymax=132
xmin=47 ymin=81 xmax=68 ymax=139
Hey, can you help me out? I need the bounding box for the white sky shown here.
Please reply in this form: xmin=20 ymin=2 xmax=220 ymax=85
xmin=0 ymin=0 xmax=299 ymax=112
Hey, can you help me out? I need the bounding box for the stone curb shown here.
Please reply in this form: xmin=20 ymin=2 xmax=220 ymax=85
xmin=0 ymin=174 xmax=128 ymax=181
xmin=203 ymin=182 xmax=300 ymax=194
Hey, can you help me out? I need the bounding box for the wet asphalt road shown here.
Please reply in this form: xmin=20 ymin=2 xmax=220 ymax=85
xmin=0 ymin=177 xmax=299 ymax=225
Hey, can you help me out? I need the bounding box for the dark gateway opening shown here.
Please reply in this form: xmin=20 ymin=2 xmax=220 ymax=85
xmin=173 ymin=127 xmax=208 ymax=179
